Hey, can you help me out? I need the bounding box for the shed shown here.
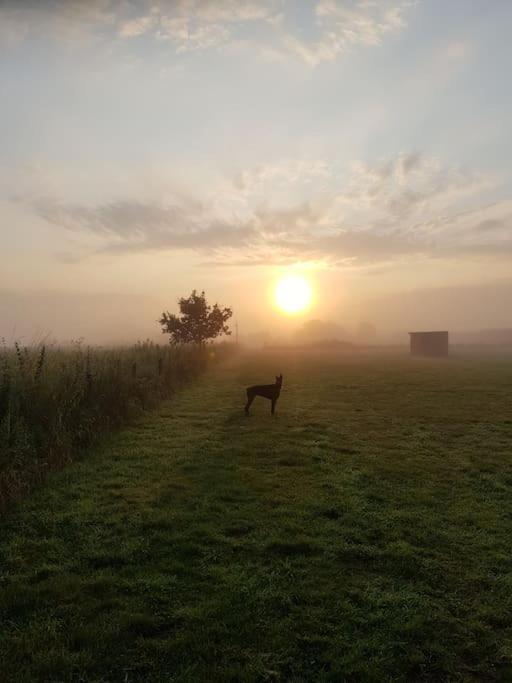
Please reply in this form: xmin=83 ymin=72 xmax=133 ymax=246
xmin=409 ymin=331 xmax=449 ymax=357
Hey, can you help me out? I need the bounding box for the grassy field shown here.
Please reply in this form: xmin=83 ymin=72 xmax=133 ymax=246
xmin=1 ymin=349 xmax=512 ymax=681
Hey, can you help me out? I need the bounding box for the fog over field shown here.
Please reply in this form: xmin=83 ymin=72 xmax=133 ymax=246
xmin=2 ymin=279 xmax=512 ymax=345
xmin=1 ymin=0 xmax=512 ymax=344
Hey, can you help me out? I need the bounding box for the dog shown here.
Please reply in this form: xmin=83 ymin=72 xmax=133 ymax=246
xmin=245 ymin=374 xmax=283 ymax=415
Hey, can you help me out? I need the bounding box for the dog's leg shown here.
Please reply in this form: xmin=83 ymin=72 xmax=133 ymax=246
xmin=245 ymin=391 xmax=255 ymax=415
xmin=271 ymin=398 xmax=277 ymax=415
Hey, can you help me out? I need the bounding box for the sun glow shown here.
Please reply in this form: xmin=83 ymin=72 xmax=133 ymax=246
xmin=274 ymin=275 xmax=313 ymax=315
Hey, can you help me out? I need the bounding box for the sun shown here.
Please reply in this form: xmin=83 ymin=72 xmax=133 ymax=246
xmin=274 ymin=274 xmax=313 ymax=315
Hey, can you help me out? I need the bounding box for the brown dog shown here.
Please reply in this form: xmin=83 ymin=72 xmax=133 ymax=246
xmin=245 ymin=374 xmax=283 ymax=415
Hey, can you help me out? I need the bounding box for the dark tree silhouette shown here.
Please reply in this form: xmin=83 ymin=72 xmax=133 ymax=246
xmin=159 ymin=290 xmax=232 ymax=345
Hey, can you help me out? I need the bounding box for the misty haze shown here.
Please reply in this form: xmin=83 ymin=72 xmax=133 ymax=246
xmin=1 ymin=1 xmax=512 ymax=681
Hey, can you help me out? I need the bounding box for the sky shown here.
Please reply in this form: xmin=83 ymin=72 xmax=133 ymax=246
xmin=1 ymin=0 xmax=512 ymax=343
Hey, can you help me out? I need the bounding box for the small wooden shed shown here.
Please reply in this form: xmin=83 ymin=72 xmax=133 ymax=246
xmin=409 ymin=331 xmax=449 ymax=357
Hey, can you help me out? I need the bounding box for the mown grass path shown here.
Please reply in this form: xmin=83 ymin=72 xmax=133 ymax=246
xmin=1 ymin=350 xmax=512 ymax=682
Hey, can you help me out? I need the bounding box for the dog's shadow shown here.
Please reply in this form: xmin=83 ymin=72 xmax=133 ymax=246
xmin=224 ymin=407 xmax=280 ymax=430
xmin=224 ymin=410 xmax=249 ymax=427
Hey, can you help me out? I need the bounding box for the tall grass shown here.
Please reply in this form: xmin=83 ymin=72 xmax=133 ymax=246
xmin=0 ymin=339 xmax=231 ymax=510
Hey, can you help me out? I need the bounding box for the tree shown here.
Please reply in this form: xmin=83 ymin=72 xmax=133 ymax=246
xmin=159 ymin=290 xmax=232 ymax=345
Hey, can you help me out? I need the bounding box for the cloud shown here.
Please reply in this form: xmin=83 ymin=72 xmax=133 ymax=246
xmin=278 ymin=0 xmax=412 ymax=65
xmin=0 ymin=0 xmax=413 ymax=64
xmin=32 ymin=197 xmax=258 ymax=254
xmin=29 ymin=153 xmax=512 ymax=270
xmin=118 ymin=1 xmax=282 ymax=53
xmin=334 ymin=153 xmax=489 ymax=226
xmin=119 ymin=14 xmax=155 ymax=38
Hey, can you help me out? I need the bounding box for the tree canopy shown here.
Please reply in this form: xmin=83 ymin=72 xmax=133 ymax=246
xmin=159 ymin=290 xmax=232 ymax=345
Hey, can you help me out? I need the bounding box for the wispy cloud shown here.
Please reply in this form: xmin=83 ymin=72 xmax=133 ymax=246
xmin=32 ymin=197 xmax=257 ymax=255
xmin=119 ymin=0 xmax=282 ymax=52
xmin=29 ymin=153 xmax=511 ymax=270
xmin=127 ymin=0 xmax=413 ymax=63
xmin=0 ymin=0 xmax=414 ymax=64
xmin=277 ymin=0 xmax=412 ymax=65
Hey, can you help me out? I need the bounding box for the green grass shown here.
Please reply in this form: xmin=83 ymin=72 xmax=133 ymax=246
xmin=1 ymin=349 xmax=512 ymax=681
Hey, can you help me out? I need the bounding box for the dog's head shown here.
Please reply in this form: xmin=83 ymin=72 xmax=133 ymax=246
xmin=275 ymin=374 xmax=283 ymax=388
